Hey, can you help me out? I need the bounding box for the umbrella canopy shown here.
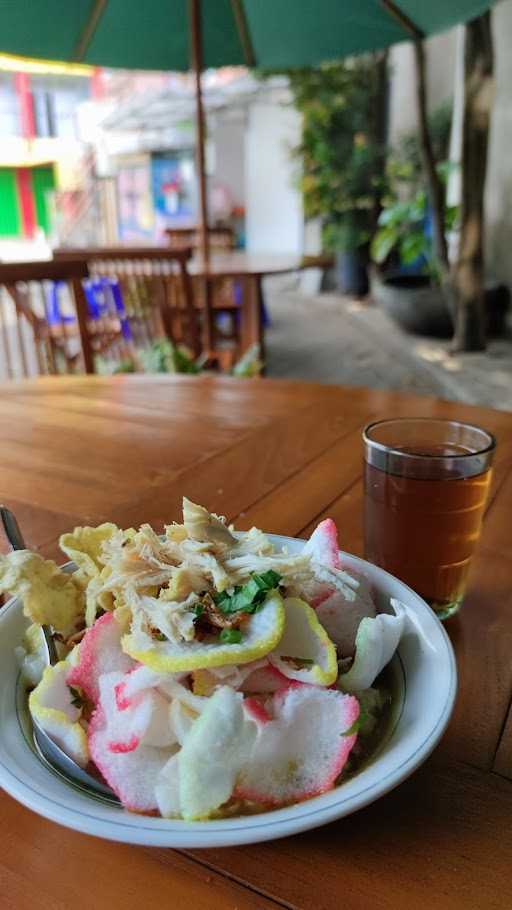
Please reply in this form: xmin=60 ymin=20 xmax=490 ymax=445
xmin=0 ymin=0 xmax=497 ymax=262
xmin=0 ymin=0 xmax=496 ymax=70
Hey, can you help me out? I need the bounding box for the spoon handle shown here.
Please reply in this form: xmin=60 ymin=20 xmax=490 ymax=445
xmin=0 ymin=506 xmax=24 ymax=551
xmin=0 ymin=505 xmax=59 ymax=666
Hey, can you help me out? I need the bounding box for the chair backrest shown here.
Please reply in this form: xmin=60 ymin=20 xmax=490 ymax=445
xmin=0 ymin=259 xmax=91 ymax=380
xmin=165 ymin=226 xmax=235 ymax=252
xmin=53 ymin=246 xmax=201 ymax=364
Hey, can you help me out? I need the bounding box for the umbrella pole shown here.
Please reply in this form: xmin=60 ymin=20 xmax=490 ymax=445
xmin=189 ymin=0 xmax=210 ymax=265
xmin=189 ymin=0 xmax=214 ymax=356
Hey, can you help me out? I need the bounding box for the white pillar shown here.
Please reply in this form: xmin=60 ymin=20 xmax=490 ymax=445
xmin=245 ymin=99 xmax=303 ymax=255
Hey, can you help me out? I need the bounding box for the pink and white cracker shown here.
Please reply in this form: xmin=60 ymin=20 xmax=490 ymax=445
xmin=88 ymin=671 xmax=176 ymax=811
xmin=339 ymin=602 xmax=405 ymax=692
xmin=66 ymin=612 xmax=134 ymax=703
xmin=303 ymin=518 xmax=342 ymax=569
xmin=316 ymin=574 xmax=377 ymax=658
xmin=237 ymin=682 xmax=359 ymax=806
xmin=178 ymin=686 xmax=256 ymax=820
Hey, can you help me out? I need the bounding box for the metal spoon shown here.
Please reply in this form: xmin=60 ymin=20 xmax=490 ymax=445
xmin=1 ymin=506 xmax=117 ymax=801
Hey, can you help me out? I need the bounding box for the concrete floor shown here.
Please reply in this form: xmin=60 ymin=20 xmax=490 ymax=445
xmin=264 ymin=281 xmax=512 ymax=412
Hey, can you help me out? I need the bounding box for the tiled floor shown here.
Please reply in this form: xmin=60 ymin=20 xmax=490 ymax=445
xmin=265 ymin=282 xmax=512 ymax=411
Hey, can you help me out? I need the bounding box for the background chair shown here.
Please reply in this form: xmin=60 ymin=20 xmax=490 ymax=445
xmin=0 ymin=259 xmax=90 ymax=380
xmin=165 ymin=227 xmax=243 ymax=366
xmin=54 ymin=246 xmax=202 ymax=371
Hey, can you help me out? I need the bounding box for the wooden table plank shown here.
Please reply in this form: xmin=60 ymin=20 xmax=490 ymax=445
xmin=0 ymin=390 xmax=270 ymax=432
xmin=493 ymin=703 xmax=512 ymax=779
xmin=234 ymin=428 xmax=365 ymax=536
xmin=115 ymin=399 xmax=368 ymax=533
xmin=1 ymin=375 xmax=512 ymax=910
xmin=0 ymin=793 xmax=282 ymax=910
xmin=0 ymin=501 xmax=103 ymax=557
xmin=300 ymin=479 xmax=364 ymax=552
xmin=184 ymin=761 xmax=512 ymax=910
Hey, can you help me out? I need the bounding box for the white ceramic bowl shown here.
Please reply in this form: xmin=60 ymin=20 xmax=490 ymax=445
xmin=0 ymin=535 xmax=456 ymax=847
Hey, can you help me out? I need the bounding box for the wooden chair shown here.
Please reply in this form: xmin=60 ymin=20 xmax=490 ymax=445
xmin=0 ymin=259 xmax=90 ymax=379
xmin=165 ymin=227 xmax=241 ymax=365
xmin=54 ymin=246 xmax=202 ymax=370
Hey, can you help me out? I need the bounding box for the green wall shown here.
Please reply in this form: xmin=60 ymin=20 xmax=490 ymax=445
xmin=33 ymin=164 xmax=55 ymax=233
xmin=0 ymin=168 xmax=21 ymax=236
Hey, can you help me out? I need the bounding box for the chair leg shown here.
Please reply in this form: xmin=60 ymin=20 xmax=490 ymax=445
xmin=72 ymin=277 xmax=95 ymax=373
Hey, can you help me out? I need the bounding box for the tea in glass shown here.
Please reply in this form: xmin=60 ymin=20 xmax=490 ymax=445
xmin=363 ymin=418 xmax=495 ymax=619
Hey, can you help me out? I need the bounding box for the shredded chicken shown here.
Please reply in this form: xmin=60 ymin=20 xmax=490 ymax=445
xmin=74 ymin=497 xmax=360 ymax=649
xmin=127 ymin=588 xmax=198 ymax=648
xmin=183 ymin=497 xmax=236 ymax=546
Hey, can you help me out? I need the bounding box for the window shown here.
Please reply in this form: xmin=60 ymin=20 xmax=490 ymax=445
xmin=0 ymin=75 xmax=20 ymax=136
xmin=32 ymin=90 xmax=57 ymax=138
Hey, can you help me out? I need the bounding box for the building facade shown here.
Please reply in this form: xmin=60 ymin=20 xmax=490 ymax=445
xmin=0 ymin=60 xmax=91 ymax=241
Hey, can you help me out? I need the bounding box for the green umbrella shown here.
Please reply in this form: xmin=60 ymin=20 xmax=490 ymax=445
xmin=0 ymin=0 xmax=497 ymax=258
xmin=0 ymin=0 xmax=496 ymax=70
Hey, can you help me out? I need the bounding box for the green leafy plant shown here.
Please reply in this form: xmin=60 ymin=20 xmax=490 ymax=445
xmin=372 ymin=178 xmax=458 ymax=278
xmin=231 ymin=343 xmax=263 ymax=378
xmin=372 ymin=102 xmax=457 ymax=278
xmin=387 ymin=102 xmax=453 ymax=196
xmin=96 ymin=339 xmax=263 ymax=378
xmin=273 ymin=58 xmax=388 ymax=253
xmin=139 ymin=339 xmax=202 ymax=374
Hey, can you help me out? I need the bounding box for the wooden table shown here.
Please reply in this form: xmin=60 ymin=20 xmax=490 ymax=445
xmin=1 ymin=374 xmax=511 ymax=910
xmin=189 ymin=252 xmax=330 ymax=357
xmin=54 ymin=247 xmax=330 ymax=363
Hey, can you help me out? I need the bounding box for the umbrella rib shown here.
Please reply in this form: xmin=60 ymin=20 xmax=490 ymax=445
xmin=379 ymin=0 xmax=424 ymax=40
xmin=73 ymin=0 xmax=109 ymax=61
xmin=230 ymin=0 xmax=256 ymax=67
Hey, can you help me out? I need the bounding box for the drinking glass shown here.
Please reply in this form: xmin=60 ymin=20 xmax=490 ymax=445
xmin=363 ymin=417 xmax=495 ymax=619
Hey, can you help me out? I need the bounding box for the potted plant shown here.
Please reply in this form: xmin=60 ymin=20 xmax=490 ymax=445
xmin=323 ymin=217 xmax=371 ymax=298
xmin=283 ymin=58 xmax=388 ymax=295
xmin=371 ymin=117 xmax=510 ymax=339
xmin=370 ymin=182 xmax=459 ymax=336
xmin=368 ymin=104 xmax=455 ymax=335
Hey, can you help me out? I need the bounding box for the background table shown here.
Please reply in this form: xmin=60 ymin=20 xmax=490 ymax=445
xmin=1 ymin=374 xmax=511 ymax=910
xmin=189 ymin=252 xmax=331 ymax=357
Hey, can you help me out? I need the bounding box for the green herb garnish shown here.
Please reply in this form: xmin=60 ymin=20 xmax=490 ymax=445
xmin=67 ymin=685 xmax=87 ymax=710
xmin=153 ymin=631 xmax=167 ymax=641
xmin=213 ymin=570 xmax=282 ymax=615
xmin=342 ymin=718 xmax=360 ymax=737
xmin=192 ymin=604 xmax=204 ymax=619
xmin=219 ymin=628 xmax=243 ymax=644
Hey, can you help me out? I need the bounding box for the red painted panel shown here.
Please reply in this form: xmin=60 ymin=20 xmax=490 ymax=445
xmin=16 ymin=169 xmax=36 ymax=237
xmin=13 ymin=72 xmax=35 ymax=139
xmin=91 ymin=67 xmax=105 ymax=100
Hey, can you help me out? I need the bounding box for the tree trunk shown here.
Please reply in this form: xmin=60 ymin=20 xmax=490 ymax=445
xmin=451 ymin=11 xmax=494 ymax=352
xmin=413 ymin=38 xmax=450 ymax=277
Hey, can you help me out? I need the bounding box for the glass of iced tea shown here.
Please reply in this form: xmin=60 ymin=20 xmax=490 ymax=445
xmin=363 ymin=418 xmax=495 ymax=619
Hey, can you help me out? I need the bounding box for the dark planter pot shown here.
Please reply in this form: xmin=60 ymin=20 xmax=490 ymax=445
xmin=371 ymin=270 xmax=511 ymax=339
xmin=335 ymin=250 xmax=369 ymax=296
xmin=370 ymin=270 xmax=452 ymax=337
xmin=485 ymin=283 xmax=510 ymax=337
